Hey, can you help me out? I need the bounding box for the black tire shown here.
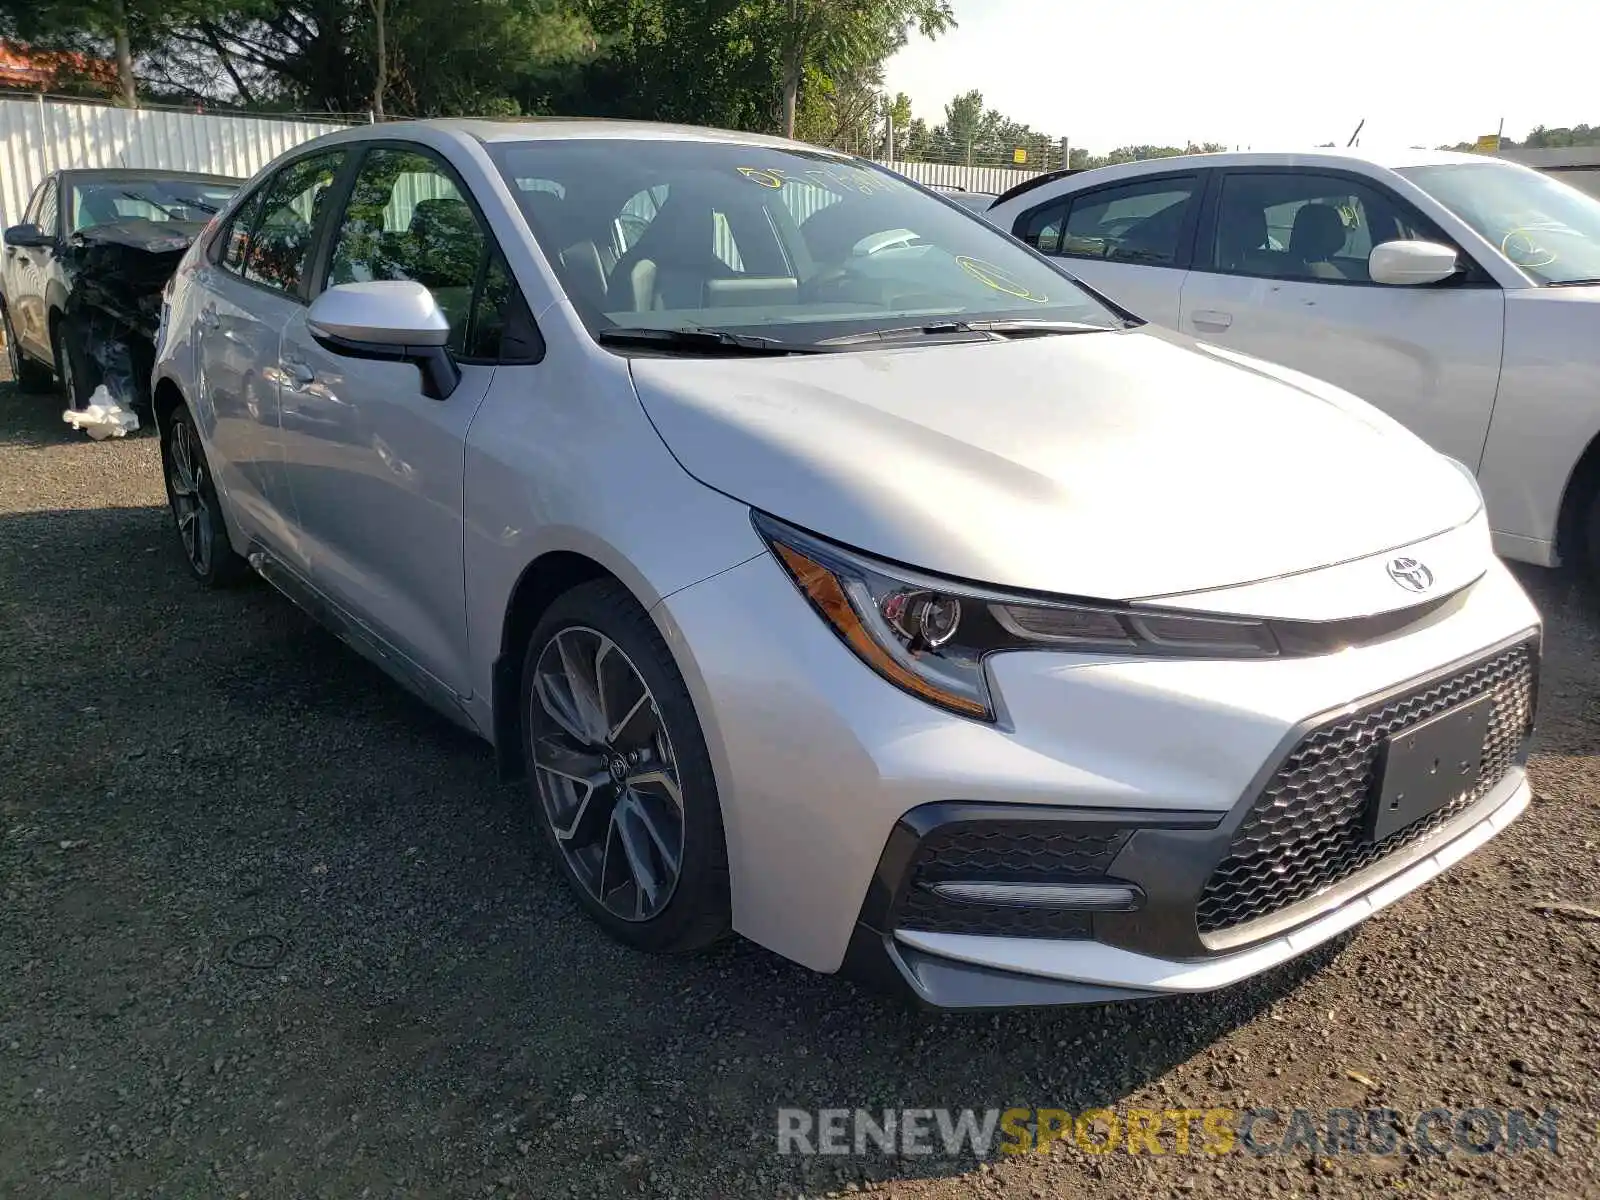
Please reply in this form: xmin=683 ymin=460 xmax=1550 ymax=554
xmin=160 ymin=404 xmax=249 ymax=588
xmin=1 ymin=298 xmax=54 ymax=393
xmin=520 ymin=579 xmax=731 ymax=954
xmin=53 ymin=314 xmax=102 ymax=410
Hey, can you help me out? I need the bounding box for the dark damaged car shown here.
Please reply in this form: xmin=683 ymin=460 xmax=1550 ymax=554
xmin=2 ymin=169 xmax=239 ymax=421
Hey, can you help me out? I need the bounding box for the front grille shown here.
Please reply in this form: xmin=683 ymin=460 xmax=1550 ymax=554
xmin=1197 ymin=639 xmax=1537 ymax=935
xmin=895 ymin=824 xmax=1129 ymax=938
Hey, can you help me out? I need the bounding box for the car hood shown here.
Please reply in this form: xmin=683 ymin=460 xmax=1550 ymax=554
xmin=630 ymin=328 xmax=1482 ymax=600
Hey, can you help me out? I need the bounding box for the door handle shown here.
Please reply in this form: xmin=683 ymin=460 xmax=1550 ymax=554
xmin=282 ymin=357 xmax=315 ymax=389
xmin=1190 ymin=309 xmax=1233 ymax=332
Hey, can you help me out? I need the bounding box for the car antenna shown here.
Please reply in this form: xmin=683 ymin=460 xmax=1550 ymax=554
xmin=1346 ymin=119 xmax=1365 ymax=148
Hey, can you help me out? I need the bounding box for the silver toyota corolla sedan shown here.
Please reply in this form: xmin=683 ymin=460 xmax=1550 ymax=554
xmin=151 ymin=119 xmax=1540 ymax=1009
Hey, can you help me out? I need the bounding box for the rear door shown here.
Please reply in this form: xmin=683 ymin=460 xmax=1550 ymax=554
xmin=1011 ymin=172 xmax=1203 ymax=326
xmin=275 ymin=142 xmax=531 ymax=697
xmin=1176 ymin=168 xmax=1504 ymax=468
xmin=191 ymin=149 xmax=348 ymax=559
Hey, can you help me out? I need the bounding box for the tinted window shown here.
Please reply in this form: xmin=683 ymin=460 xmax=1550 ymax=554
xmin=328 ymin=148 xmax=489 ymax=354
xmin=1017 ymin=201 xmax=1067 ymax=253
xmin=488 ymin=138 xmax=1122 ymax=341
xmin=1209 ymin=172 xmax=1436 ymax=284
xmin=243 ymin=151 xmax=345 ymax=295
xmin=1398 ymin=160 xmax=1600 ymax=285
xmin=1060 ymin=177 xmax=1197 ymax=266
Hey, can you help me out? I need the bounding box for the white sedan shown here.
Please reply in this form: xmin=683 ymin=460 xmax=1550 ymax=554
xmin=988 ymin=149 xmax=1600 ymax=574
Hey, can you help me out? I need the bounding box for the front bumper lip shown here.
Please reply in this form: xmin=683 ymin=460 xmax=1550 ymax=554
xmin=871 ymin=770 xmax=1527 ymax=1007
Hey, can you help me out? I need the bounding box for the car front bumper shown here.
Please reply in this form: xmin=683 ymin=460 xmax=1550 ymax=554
xmin=653 ymin=548 xmax=1540 ymax=1009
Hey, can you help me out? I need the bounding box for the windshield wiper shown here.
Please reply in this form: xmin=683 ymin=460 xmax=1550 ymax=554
xmin=597 ymin=327 xmax=825 ymax=355
xmin=817 ymin=318 xmax=1124 ymax=346
xmin=1547 ymin=277 xmax=1600 ymax=288
xmin=169 ymin=194 xmax=222 ymax=214
xmin=120 ymin=190 xmax=178 ymax=218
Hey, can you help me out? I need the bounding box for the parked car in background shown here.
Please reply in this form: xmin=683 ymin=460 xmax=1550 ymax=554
xmin=153 ymin=120 xmax=1538 ymax=1009
xmin=988 ymin=150 xmax=1600 ymax=576
xmin=931 ymin=184 xmax=998 ymax=213
xmin=2 ymin=168 xmax=239 ymax=409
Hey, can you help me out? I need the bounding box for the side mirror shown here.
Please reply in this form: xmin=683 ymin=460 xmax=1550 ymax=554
xmin=1369 ymin=240 xmax=1459 ymax=286
xmin=3 ymin=223 xmax=52 ymax=249
xmin=306 ymin=280 xmax=460 ymax=400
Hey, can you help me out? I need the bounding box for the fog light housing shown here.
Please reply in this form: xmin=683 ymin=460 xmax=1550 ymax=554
xmin=928 ymin=881 xmax=1143 ymax=911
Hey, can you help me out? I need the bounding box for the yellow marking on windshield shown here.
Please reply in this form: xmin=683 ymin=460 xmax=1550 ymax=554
xmin=956 ymin=256 xmax=1050 ymax=303
xmin=1502 ymin=227 xmax=1558 ymax=269
xmin=737 ymin=167 xmax=784 ymax=189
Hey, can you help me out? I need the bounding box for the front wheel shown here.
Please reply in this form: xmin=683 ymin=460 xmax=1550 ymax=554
xmin=53 ymin=316 xmax=102 ymax=410
xmin=161 ymin=406 xmax=248 ymax=588
xmin=520 ymin=579 xmax=730 ymax=953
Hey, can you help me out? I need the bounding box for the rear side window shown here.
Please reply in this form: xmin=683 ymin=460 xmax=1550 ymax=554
xmin=1059 ymin=177 xmax=1199 ymax=266
xmin=1016 ymin=201 xmax=1068 ymax=253
xmin=241 ymin=150 xmax=345 ymax=296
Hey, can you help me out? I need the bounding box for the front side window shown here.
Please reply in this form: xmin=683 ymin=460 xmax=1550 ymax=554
xmin=489 ymin=138 xmax=1123 ymax=343
xmin=35 ymin=180 xmax=60 ymax=240
xmin=1060 ymin=177 xmax=1198 ymax=266
xmin=242 ymin=150 xmax=345 ymax=295
xmin=1208 ymin=171 xmax=1452 ymax=284
xmin=327 ymin=146 xmax=517 ymax=358
xmin=22 ymin=178 xmax=49 ymax=227
xmin=1398 ymin=161 xmax=1600 ymax=286
xmin=70 ymin=178 xmax=237 ymax=232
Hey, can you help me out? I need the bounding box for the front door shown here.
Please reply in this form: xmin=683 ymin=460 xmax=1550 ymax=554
xmin=5 ymin=176 xmax=61 ymax=361
xmin=1177 ymin=168 xmax=1505 ymax=469
xmin=276 ymin=143 xmax=516 ymax=698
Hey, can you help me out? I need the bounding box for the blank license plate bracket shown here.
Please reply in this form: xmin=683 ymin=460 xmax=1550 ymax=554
xmin=1367 ymin=693 xmax=1493 ymax=843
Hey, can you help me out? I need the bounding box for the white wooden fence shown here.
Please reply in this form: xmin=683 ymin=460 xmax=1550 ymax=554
xmin=0 ymin=95 xmax=347 ymax=229
xmin=0 ymin=95 xmax=1041 ymax=232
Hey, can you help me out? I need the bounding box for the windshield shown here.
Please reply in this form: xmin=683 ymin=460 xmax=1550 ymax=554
xmin=1398 ymin=161 xmax=1600 ymax=285
xmin=70 ymin=178 xmax=239 ymax=232
xmin=487 ymin=139 xmax=1122 ymax=343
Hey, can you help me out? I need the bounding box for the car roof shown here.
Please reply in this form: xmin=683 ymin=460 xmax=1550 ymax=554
xmin=60 ymin=168 xmax=242 ymax=185
xmin=992 ymin=147 xmax=1510 ymax=206
xmin=356 ymin=116 xmax=846 ymax=156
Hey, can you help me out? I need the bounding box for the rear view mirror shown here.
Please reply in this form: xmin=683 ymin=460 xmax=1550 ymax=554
xmin=3 ymin=223 xmax=52 ymax=249
xmin=306 ymin=280 xmax=460 ymax=400
xmin=1369 ymin=240 xmax=1459 ymax=286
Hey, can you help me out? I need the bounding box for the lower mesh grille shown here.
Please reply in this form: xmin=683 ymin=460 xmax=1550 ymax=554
xmin=895 ymin=825 xmax=1129 ymax=938
xmin=1196 ymin=638 xmax=1537 ymax=935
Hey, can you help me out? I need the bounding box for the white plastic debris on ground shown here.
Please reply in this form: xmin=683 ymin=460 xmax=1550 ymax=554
xmin=62 ymin=385 xmax=140 ymax=440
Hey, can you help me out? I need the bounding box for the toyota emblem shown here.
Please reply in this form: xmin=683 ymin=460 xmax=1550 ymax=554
xmin=1386 ymin=556 xmax=1434 ymax=593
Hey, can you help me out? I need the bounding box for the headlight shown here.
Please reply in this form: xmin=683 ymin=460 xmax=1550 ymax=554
xmin=755 ymin=513 xmax=1278 ymax=722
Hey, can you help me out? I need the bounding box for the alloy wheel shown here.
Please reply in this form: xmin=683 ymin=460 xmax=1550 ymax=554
xmin=528 ymin=626 xmax=685 ymax=922
xmin=167 ymin=419 xmax=215 ymax=576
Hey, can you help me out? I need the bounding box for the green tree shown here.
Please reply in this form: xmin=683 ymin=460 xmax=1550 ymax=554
xmin=769 ymin=0 xmax=952 ymax=139
xmin=0 ymin=0 xmax=237 ymax=106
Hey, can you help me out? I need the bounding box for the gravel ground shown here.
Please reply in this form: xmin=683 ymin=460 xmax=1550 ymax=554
xmin=2 ymin=375 xmax=1599 ymax=1200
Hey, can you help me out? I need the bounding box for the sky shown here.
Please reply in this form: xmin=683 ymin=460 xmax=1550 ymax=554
xmin=884 ymin=0 xmax=1600 ymax=155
